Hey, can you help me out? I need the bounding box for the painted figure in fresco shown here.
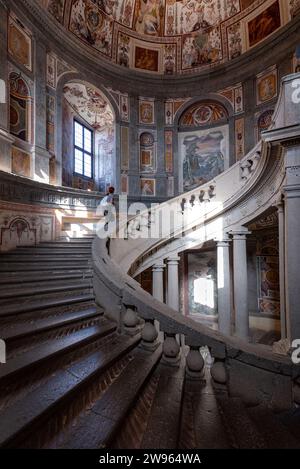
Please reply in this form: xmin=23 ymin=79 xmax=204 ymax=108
xmin=183 ymin=131 xmax=224 ymax=190
xmin=47 ymin=0 xmax=65 ymax=22
xmin=135 ymin=0 xmax=163 ymax=36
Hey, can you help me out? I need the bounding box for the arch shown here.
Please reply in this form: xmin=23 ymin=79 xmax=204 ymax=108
xmin=174 ymin=93 xmax=234 ymax=129
xmin=58 ymin=76 xmax=117 ymax=192
xmin=9 ymin=72 xmax=32 ymax=143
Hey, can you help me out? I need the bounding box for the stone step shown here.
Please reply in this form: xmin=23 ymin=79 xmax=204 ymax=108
xmin=138 ymin=362 xmax=185 ymax=449
xmin=0 ymin=254 xmax=92 ymax=262
xmin=216 ymin=396 xmax=267 ymax=449
xmin=0 ymin=271 xmax=93 ymax=285
xmin=0 ymin=280 xmax=93 ymax=300
xmin=179 ymin=376 xmax=231 ymax=449
xmin=0 ymin=263 xmax=92 ymax=272
xmin=15 ymin=248 xmax=92 ymax=255
xmin=0 ymin=305 xmax=103 ymax=342
xmin=0 ymin=320 xmax=116 ymax=384
xmin=0 ymin=293 xmax=95 ymax=317
xmin=247 ymin=405 xmax=300 ymax=449
xmin=60 ymin=345 xmax=162 ymax=449
xmin=0 ymin=334 xmax=140 ymax=448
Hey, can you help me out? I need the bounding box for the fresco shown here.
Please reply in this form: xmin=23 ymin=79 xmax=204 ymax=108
xmin=248 ymin=1 xmax=281 ymax=48
xmin=69 ymin=0 xmax=113 ymax=57
xmin=235 ymin=117 xmax=245 ymax=161
xmin=179 ymin=124 xmax=229 ymax=191
xmin=139 ymin=131 xmax=156 ymax=172
xmin=256 ymin=66 xmax=277 ymax=105
xmin=134 ymin=46 xmax=159 ymax=72
xmin=187 ymin=251 xmax=218 ymax=317
xmin=46 ymin=0 xmax=66 ymax=23
xmin=165 ymin=130 xmax=173 ymax=173
xmin=139 ymin=99 xmax=155 ymax=124
xmin=9 ymin=73 xmax=32 ymax=143
xmin=134 ymin=0 xmax=164 ymax=36
xmin=256 ymin=234 xmax=280 ymax=318
xmin=8 ymin=14 xmax=32 ymax=71
xmin=42 ymin=0 xmax=294 ymax=75
xmin=12 ymin=148 xmax=31 ymax=177
xmin=182 ymin=29 xmax=222 ymax=70
xmin=141 ymin=178 xmax=156 ymax=196
xmin=180 ymin=102 xmax=227 ymax=127
xmin=63 ymin=82 xmax=114 ymax=128
xmin=256 ymin=109 xmax=274 ymax=140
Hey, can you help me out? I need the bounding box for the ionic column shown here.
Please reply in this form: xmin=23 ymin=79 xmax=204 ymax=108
xmin=152 ymin=262 xmax=165 ymax=302
xmin=231 ymin=231 xmax=251 ymax=339
xmin=217 ymin=237 xmax=232 ymax=336
xmin=167 ymin=255 xmax=180 ymax=311
xmin=275 ymin=200 xmax=287 ymax=340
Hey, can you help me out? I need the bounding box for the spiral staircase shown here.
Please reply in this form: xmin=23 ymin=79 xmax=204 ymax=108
xmin=0 ymin=73 xmax=300 ymax=448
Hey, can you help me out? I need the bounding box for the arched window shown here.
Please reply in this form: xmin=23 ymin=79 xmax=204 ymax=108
xmin=9 ymin=72 xmax=32 ymax=143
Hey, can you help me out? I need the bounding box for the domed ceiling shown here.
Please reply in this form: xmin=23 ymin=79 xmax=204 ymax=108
xmin=40 ymin=0 xmax=297 ymax=75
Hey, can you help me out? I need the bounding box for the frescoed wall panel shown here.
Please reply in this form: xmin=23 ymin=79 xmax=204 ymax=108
xmin=179 ymin=124 xmax=229 ymax=191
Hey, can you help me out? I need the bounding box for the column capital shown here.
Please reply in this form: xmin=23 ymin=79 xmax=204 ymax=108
xmin=167 ymin=255 xmax=180 ymax=264
xmin=230 ymin=230 xmax=251 ymax=240
xmin=215 ymin=233 xmax=231 ymax=246
xmin=152 ymin=263 xmax=165 ymax=272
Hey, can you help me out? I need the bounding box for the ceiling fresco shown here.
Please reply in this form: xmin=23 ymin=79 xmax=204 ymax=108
xmin=40 ymin=0 xmax=299 ymax=75
xmin=63 ymin=82 xmax=114 ymax=129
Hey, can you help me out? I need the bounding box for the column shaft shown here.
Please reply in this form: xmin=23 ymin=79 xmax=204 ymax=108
xmin=152 ymin=263 xmax=165 ymax=302
xmin=217 ymin=239 xmax=231 ymax=335
xmin=167 ymin=256 xmax=180 ymax=311
xmin=232 ymin=232 xmax=249 ymax=339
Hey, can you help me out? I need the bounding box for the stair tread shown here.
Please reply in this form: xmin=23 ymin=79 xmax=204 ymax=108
xmin=0 ymin=272 xmax=92 ymax=285
xmin=0 ymin=280 xmax=93 ymax=299
xmin=216 ymin=396 xmax=267 ymax=449
xmin=0 ymin=306 xmax=103 ymax=341
xmin=0 ymin=320 xmax=116 ymax=382
xmin=140 ymin=361 xmax=185 ymax=449
xmin=0 ymin=293 xmax=95 ymax=317
xmin=248 ymin=405 xmax=300 ymax=449
xmin=179 ymin=375 xmax=230 ymax=449
xmin=0 ymin=334 xmax=139 ymax=448
xmin=61 ymin=344 xmax=161 ymax=449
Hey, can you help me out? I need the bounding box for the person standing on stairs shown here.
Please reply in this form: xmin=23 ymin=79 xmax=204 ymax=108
xmin=100 ymin=186 xmax=115 ymax=232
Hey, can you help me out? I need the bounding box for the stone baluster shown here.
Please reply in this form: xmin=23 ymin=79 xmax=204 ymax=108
xmin=123 ymin=306 xmax=140 ymax=336
xmin=186 ymin=346 xmax=205 ymax=380
xmin=210 ymin=359 xmax=228 ymax=390
xmin=162 ymin=333 xmax=181 ymax=365
xmin=141 ymin=319 xmax=159 ymax=351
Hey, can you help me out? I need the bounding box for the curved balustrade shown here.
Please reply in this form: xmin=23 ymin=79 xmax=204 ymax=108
xmin=92 ymin=74 xmax=300 ymax=411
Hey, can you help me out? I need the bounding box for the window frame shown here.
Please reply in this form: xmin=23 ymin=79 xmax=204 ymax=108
xmin=73 ymin=119 xmax=94 ymax=180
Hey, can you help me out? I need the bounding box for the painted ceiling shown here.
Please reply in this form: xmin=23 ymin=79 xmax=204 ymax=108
xmin=41 ymin=0 xmax=299 ymax=75
xmin=63 ymin=82 xmax=114 ymax=129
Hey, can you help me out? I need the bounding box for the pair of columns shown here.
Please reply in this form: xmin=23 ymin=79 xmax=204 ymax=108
xmin=152 ymin=234 xmax=250 ymax=340
xmin=217 ymin=232 xmax=250 ymax=339
xmin=152 ymin=256 xmax=180 ymax=311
